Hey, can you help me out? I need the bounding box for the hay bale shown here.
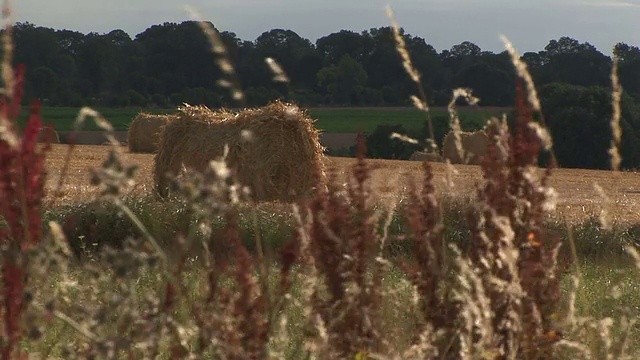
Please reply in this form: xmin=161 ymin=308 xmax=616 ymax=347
xmin=38 ymin=126 xmax=60 ymax=144
xmin=153 ymin=101 xmax=326 ymax=202
xmin=127 ymin=112 xmax=173 ymax=153
xmin=442 ymin=130 xmax=490 ymax=165
xmin=409 ymin=151 xmax=443 ymax=162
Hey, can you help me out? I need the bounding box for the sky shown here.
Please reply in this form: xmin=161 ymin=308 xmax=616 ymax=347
xmin=11 ymin=0 xmax=640 ymax=55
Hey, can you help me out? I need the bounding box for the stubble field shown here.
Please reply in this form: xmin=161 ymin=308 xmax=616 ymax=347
xmin=44 ymin=144 xmax=640 ymax=226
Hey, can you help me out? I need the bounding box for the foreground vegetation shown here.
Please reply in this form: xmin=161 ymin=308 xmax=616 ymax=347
xmin=1 ymin=4 xmax=640 ymax=360
xmin=41 ymin=194 xmax=640 ymax=265
xmin=3 ymin=80 xmax=639 ymax=358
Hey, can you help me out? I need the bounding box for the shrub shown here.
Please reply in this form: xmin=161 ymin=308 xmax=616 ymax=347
xmin=539 ymin=82 xmax=640 ymax=169
xmin=126 ymin=89 xmax=148 ymax=107
xmin=150 ymin=93 xmax=168 ymax=107
xmin=364 ymin=123 xmax=421 ymax=160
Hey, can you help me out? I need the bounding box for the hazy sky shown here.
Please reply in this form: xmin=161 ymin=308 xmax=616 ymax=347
xmin=12 ymin=0 xmax=640 ymax=54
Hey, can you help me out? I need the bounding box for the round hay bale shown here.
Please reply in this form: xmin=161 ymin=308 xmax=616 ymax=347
xmin=127 ymin=112 xmax=173 ymax=153
xmin=153 ymin=100 xmax=326 ymax=202
xmin=409 ymin=151 xmax=443 ymax=162
xmin=38 ymin=126 xmax=60 ymax=144
xmin=442 ymin=130 xmax=490 ymax=165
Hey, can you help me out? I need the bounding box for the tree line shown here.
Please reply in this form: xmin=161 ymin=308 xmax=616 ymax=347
xmin=10 ymin=20 xmax=640 ymax=170
xmin=8 ymin=21 xmax=640 ymax=109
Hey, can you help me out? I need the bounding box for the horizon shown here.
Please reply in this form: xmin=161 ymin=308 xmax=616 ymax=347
xmin=7 ymin=18 xmax=635 ymax=57
xmin=12 ymin=0 xmax=640 ymax=56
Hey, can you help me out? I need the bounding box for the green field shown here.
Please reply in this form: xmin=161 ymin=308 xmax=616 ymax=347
xmin=21 ymin=106 xmax=511 ymax=133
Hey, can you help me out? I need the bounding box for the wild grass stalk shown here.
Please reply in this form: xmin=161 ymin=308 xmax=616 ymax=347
xmin=385 ymin=5 xmax=437 ymax=153
xmin=609 ymin=56 xmax=622 ymax=171
xmin=185 ymin=6 xmax=245 ymax=106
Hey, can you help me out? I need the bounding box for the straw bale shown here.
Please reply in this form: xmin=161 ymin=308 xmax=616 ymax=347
xmin=409 ymin=151 xmax=443 ymax=162
xmin=38 ymin=126 xmax=60 ymax=144
xmin=153 ymin=100 xmax=326 ymax=202
xmin=442 ymin=130 xmax=490 ymax=165
xmin=127 ymin=112 xmax=173 ymax=153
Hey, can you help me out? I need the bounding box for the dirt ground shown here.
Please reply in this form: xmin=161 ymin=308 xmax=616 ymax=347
xmin=43 ymin=144 xmax=640 ymax=225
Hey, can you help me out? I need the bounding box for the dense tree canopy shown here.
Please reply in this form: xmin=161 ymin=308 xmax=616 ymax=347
xmin=6 ymin=21 xmax=638 ymax=110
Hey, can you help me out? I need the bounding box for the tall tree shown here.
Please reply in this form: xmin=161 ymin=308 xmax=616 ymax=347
xmin=614 ymin=42 xmax=640 ymax=99
xmin=316 ymin=30 xmax=368 ymax=64
xmin=536 ymin=36 xmax=611 ymax=87
xmin=254 ymin=29 xmax=320 ymax=91
xmin=361 ymin=26 xmax=430 ymax=105
xmin=317 ymin=54 xmax=368 ymax=105
xmin=135 ymin=21 xmax=222 ymax=101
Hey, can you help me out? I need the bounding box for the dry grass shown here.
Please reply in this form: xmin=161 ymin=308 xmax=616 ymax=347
xmin=43 ymin=144 xmax=156 ymax=207
xmin=153 ymin=101 xmax=325 ymax=202
xmin=127 ymin=112 xmax=172 ymax=153
xmin=442 ymin=129 xmax=490 ymax=165
xmin=409 ymin=151 xmax=443 ymax=162
xmin=43 ymin=143 xmax=640 ymax=225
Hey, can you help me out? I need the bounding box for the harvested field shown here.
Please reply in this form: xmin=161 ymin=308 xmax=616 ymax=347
xmin=44 ymin=144 xmax=640 ymax=225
